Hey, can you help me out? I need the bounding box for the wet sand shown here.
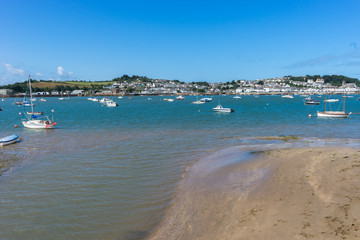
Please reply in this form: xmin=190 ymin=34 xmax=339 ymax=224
xmin=0 ymin=151 xmax=23 ymax=176
xmin=148 ymin=147 xmax=360 ymax=240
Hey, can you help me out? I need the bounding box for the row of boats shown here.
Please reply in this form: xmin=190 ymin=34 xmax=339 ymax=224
xmin=286 ymin=93 xmax=352 ymax=118
xmin=87 ymin=97 xmax=118 ymax=107
xmin=2 ymin=76 xmax=357 ymax=132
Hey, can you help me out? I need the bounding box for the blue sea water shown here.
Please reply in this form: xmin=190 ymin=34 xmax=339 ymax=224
xmin=0 ymin=95 xmax=359 ymax=239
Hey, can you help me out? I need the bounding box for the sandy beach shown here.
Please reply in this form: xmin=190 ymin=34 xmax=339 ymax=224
xmin=148 ymin=147 xmax=360 ymax=240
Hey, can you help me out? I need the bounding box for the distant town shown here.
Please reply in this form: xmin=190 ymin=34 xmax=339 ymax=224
xmin=0 ymin=75 xmax=359 ymax=97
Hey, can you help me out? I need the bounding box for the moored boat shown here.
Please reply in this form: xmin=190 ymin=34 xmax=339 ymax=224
xmin=0 ymin=134 xmax=19 ymax=146
xmin=21 ymin=75 xmax=57 ymax=129
xmin=317 ymin=90 xmax=351 ymax=118
xmin=213 ymin=104 xmax=234 ymax=113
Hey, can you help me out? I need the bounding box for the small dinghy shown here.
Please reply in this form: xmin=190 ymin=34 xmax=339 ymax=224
xmin=0 ymin=135 xmax=19 ymax=146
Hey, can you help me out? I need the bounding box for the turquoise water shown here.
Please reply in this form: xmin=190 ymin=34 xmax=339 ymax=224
xmin=0 ymin=95 xmax=359 ymax=239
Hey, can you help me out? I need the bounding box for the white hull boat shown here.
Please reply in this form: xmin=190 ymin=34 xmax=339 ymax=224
xmin=21 ymin=75 xmax=57 ymax=129
xmin=105 ymin=100 xmax=118 ymax=107
xmin=22 ymin=119 xmax=55 ymax=129
xmin=192 ymin=100 xmax=205 ymax=104
xmin=317 ymin=111 xmax=351 ymax=118
xmin=324 ymin=99 xmax=339 ymax=103
xmin=317 ymin=90 xmax=351 ymax=118
xmin=282 ymin=95 xmax=294 ymax=98
xmin=213 ymin=104 xmax=234 ymax=113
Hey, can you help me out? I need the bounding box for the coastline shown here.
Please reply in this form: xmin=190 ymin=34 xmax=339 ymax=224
xmin=147 ymin=145 xmax=360 ymax=240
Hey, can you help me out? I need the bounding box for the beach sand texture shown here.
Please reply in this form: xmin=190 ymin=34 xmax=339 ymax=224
xmin=149 ymin=147 xmax=360 ymax=240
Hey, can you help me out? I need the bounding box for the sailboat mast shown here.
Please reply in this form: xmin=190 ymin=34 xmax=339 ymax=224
xmin=343 ymin=91 xmax=346 ymax=112
xmin=28 ymin=75 xmax=34 ymax=113
xmin=324 ymin=88 xmax=327 ymax=112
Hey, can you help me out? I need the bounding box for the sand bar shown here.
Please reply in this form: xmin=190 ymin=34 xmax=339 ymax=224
xmin=148 ymin=147 xmax=360 ymax=240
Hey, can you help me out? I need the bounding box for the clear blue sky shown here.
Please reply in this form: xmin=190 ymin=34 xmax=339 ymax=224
xmin=1 ymin=0 xmax=359 ymax=84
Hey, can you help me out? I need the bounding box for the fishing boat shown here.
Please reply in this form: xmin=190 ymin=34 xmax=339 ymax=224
xmin=105 ymin=100 xmax=118 ymax=107
xmin=21 ymin=75 xmax=57 ymax=129
xmin=0 ymin=134 xmax=19 ymax=146
xmin=304 ymin=95 xmax=320 ymax=105
xmin=213 ymin=104 xmax=234 ymax=113
xmin=317 ymin=91 xmax=351 ymax=118
xmin=176 ymin=95 xmax=185 ymax=100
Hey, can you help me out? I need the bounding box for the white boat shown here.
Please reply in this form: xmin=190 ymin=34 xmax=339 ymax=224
xmin=233 ymin=96 xmax=242 ymax=99
xmin=176 ymin=95 xmax=185 ymax=100
xmin=192 ymin=93 xmax=205 ymax=104
xmin=317 ymin=91 xmax=351 ymax=118
xmin=26 ymin=111 xmax=44 ymax=116
xmin=324 ymin=99 xmax=339 ymax=103
xmin=213 ymin=104 xmax=234 ymax=113
xmin=200 ymin=97 xmax=212 ymax=102
xmin=58 ymin=97 xmax=66 ymax=100
xmin=105 ymin=100 xmax=118 ymax=107
xmin=0 ymin=134 xmax=19 ymax=146
xmin=192 ymin=100 xmax=205 ymax=104
xmin=21 ymin=75 xmax=56 ymax=129
xmin=39 ymin=98 xmax=47 ymax=102
xmin=281 ymin=95 xmax=294 ymax=99
xmin=100 ymin=97 xmax=110 ymax=103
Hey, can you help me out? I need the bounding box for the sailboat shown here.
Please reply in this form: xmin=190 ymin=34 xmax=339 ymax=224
xmin=317 ymin=90 xmax=351 ymax=118
xmin=21 ymin=75 xmax=57 ymax=129
xmin=191 ymin=91 xmax=205 ymax=104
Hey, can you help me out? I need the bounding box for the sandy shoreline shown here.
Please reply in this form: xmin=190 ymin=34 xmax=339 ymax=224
xmin=148 ymin=147 xmax=360 ymax=240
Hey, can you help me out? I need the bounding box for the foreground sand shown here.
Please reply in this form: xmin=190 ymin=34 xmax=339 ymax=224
xmin=148 ymin=147 xmax=360 ymax=240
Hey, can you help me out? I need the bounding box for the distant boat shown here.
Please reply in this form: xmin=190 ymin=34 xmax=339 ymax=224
xmin=200 ymin=97 xmax=212 ymax=102
xmin=176 ymin=96 xmax=185 ymax=100
xmin=304 ymin=95 xmax=320 ymax=105
xmin=317 ymin=90 xmax=351 ymax=118
xmin=213 ymin=104 xmax=234 ymax=113
xmin=233 ymin=96 xmax=242 ymax=99
xmin=192 ymin=92 xmax=205 ymax=104
xmin=282 ymin=95 xmax=294 ymax=99
xmin=0 ymin=134 xmax=19 ymax=146
xmin=105 ymin=100 xmax=118 ymax=107
xmin=324 ymin=99 xmax=339 ymax=103
xmin=39 ymin=98 xmax=47 ymax=102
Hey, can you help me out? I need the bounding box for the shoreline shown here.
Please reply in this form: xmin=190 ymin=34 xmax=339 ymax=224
xmin=147 ymin=145 xmax=360 ymax=240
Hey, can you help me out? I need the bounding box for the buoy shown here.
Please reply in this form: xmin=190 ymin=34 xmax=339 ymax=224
xmin=19 ymin=112 xmax=22 ymax=115
xmin=308 ymin=114 xmax=312 ymax=118
xmin=14 ymin=125 xmax=18 ymax=128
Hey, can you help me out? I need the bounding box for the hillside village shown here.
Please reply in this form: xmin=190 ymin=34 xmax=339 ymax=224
xmin=0 ymin=76 xmax=359 ymax=97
